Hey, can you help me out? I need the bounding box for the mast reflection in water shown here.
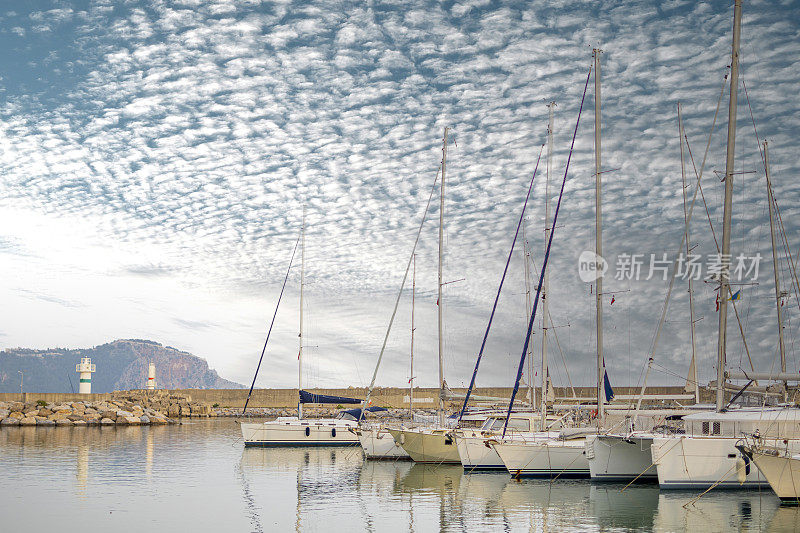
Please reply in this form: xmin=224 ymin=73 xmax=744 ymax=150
xmin=0 ymin=419 xmax=788 ymax=531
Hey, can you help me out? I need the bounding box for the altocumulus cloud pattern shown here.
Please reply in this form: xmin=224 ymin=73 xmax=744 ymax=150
xmin=0 ymin=0 xmax=798 ymax=390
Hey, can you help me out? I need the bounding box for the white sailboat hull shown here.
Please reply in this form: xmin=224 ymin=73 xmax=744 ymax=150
xmin=241 ymin=417 xmax=359 ymax=447
xmin=457 ymin=428 xmax=557 ymax=471
xmin=389 ymin=428 xmax=461 ymax=464
xmin=456 ymin=431 xmax=504 ymax=470
xmin=358 ymin=427 xmax=410 ymax=459
xmin=651 ymin=436 xmax=766 ymax=489
xmin=492 ymin=438 xmax=590 ymax=478
xmin=586 ymin=434 xmax=657 ymax=481
xmin=748 ymin=449 xmax=800 ymax=502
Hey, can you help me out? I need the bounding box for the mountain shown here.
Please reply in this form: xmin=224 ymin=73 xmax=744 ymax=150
xmin=0 ymin=339 xmax=244 ymax=393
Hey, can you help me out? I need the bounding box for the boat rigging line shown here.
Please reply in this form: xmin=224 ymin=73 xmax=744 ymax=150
xmin=458 ymin=143 xmax=545 ymax=421
xmin=502 ymin=63 xmax=592 ymax=438
xmin=632 ymin=66 xmax=762 ymax=417
xmin=359 ymin=158 xmax=443 ymax=424
xmin=242 ymin=231 xmax=302 ymax=415
xmin=526 ymin=251 xmax=578 ymax=400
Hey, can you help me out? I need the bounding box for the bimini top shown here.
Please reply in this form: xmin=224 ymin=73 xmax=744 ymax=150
xmin=338 ymin=406 xmax=388 ymax=421
xmin=299 ymin=390 xmax=362 ymax=405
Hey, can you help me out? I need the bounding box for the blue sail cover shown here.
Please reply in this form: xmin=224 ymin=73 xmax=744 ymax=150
xmin=603 ymin=369 xmax=615 ymax=402
xmin=339 ymin=406 xmax=388 ymax=421
xmin=299 ymin=390 xmax=362 ymax=405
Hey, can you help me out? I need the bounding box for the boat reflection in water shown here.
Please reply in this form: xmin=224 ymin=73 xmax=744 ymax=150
xmin=240 ymin=445 xmax=796 ymax=532
xmin=767 ymin=505 xmax=800 ymax=532
xmin=0 ymin=420 xmax=796 ymax=532
xmin=590 ymin=484 xmax=659 ymax=531
xmin=241 ymin=446 xmax=366 ymax=531
xmin=653 ymin=491 xmax=780 ymax=531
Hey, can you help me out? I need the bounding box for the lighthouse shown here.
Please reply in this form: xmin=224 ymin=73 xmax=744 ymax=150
xmin=75 ymin=357 xmax=96 ymax=394
xmin=147 ymin=362 xmax=156 ymax=390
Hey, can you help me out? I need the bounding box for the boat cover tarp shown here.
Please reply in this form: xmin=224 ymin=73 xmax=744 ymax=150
xmin=299 ymin=390 xmax=362 ymax=405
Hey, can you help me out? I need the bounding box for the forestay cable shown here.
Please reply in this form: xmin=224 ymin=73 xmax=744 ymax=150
xmin=359 ymin=163 xmax=442 ymax=423
xmin=502 ymin=65 xmax=592 ymax=437
xmin=458 ymin=144 xmax=544 ymax=421
xmin=242 ymin=232 xmax=302 ymax=414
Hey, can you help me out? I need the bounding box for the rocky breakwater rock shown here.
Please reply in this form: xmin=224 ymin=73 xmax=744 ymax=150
xmin=110 ymin=391 xmax=215 ymax=419
xmin=0 ymin=400 xmax=176 ymax=428
xmin=0 ymin=391 xmax=213 ymax=428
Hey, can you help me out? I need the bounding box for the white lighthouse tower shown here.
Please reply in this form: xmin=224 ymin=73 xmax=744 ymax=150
xmin=147 ymin=362 xmax=156 ymax=390
xmin=75 ymin=357 xmax=96 ymax=394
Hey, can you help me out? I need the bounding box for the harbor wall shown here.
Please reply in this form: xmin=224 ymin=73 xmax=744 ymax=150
xmin=0 ymin=386 xmax=713 ymax=408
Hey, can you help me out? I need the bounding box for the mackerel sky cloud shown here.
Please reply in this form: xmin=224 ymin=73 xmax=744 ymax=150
xmin=0 ymin=0 xmax=799 ymax=392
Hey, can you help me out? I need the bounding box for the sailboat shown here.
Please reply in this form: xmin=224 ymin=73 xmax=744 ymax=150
xmin=735 ymin=140 xmax=800 ymax=501
xmin=241 ymin=208 xmax=361 ymax=446
xmin=389 ymin=127 xmax=465 ymax=464
xmin=491 ymin=49 xmax=606 ymax=479
xmin=585 ymin=102 xmax=702 ymax=482
xmin=738 ymin=432 xmax=800 ymax=503
xmin=650 ymin=0 xmax=800 ymax=489
xmin=455 ymin=103 xmax=562 ymax=472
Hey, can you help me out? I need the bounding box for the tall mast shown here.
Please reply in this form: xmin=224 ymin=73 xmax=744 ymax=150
xmin=298 ymin=205 xmax=306 ymax=419
xmin=410 ymin=253 xmax=416 ymax=418
xmin=593 ymin=48 xmax=604 ymax=422
xmin=716 ymin=0 xmax=742 ymax=412
xmin=522 ymin=225 xmax=534 ymax=410
xmin=437 ymin=127 xmax=448 ymax=427
xmin=541 ymin=101 xmax=555 ymax=430
xmin=765 ymin=141 xmax=787 ymax=391
xmin=678 ymin=103 xmax=700 ymax=403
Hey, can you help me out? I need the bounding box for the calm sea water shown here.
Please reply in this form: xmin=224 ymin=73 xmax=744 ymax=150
xmin=0 ymin=418 xmax=797 ymax=532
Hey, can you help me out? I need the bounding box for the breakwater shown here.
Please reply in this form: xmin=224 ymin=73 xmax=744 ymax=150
xmin=0 ymin=385 xmax=711 ymax=410
xmin=0 ymin=390 xmax=219 ymax=427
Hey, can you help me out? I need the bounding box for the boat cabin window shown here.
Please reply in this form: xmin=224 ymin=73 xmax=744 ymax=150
xmin=507 ymin=418 xmax=531 ymax=431
xmin=692 ymin=418 xmax=800 ymax=437
xmin=480 ymin=418 xmax=496 ymax=431
xmin=700 ymin=421 xmax=722 ymax=435
xmin=489 ymin=418 xmax=529 ymax=431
